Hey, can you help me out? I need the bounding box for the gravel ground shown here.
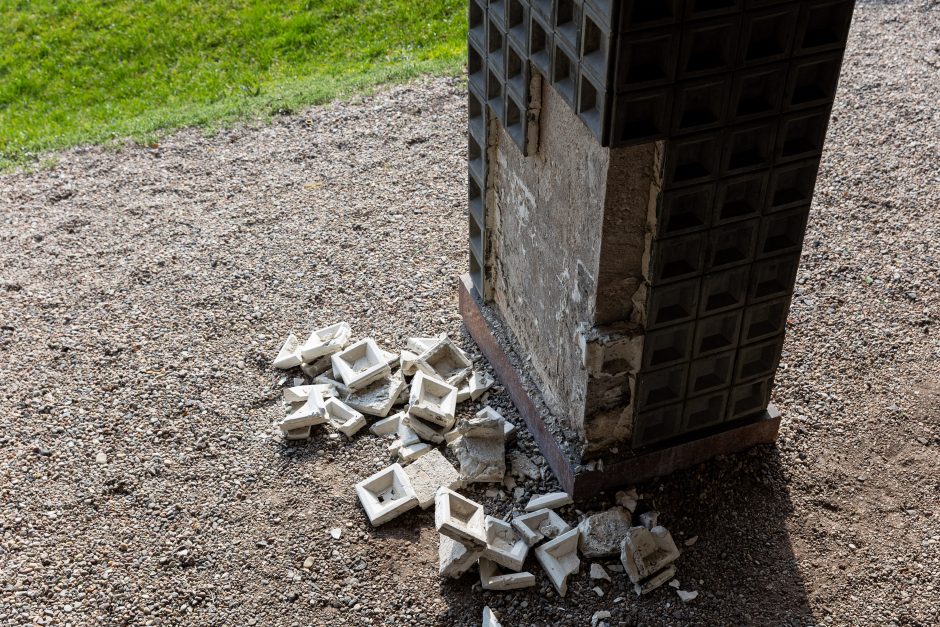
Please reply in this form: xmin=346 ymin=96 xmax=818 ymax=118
xmin=1 ymin=2 xmax=938 ymax=625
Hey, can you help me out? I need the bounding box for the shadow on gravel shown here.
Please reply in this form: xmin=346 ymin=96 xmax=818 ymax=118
xmin=434 ymin=446 xmax=814 ymax=626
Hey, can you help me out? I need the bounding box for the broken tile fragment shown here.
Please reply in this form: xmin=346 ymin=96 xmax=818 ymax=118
xmin=300 ymin=322 xmax=351 ymax=361
xmin=482 ymin=516 xmax=529 ymax=571
xmin=344 ymin=371 xmax=406 ymax=418
xmin=279 ymin=389 xmax=327 ymax=433
xmin=434 ymin=487 xmax=486 ymax=548
xmin=621 ymin=525 xmax=680 ymax=590
xmin=408 ymin=372 xmax=457 ymax=426
xmin=403 ymin=449 xmax=462 ymax=509
xmin=482 ymin=606 xmax=503 ymax=627
xmin=479 ymin=558 xmax=536 ymax=591
xmin=525 ymin=491 xmax=572 ymax=512
xmin=534 ymin=527 xmax=581 ymax=597
xmin=369 ymin=412 xmax=402 ymax=437
xmin=676 ymin=589 xmax=699 ymax=602
xmin=638 ymin=510 xmax=659 ymax=529
xmin=331 ymin=338 xmax=392 ymax=391
xmin=406 ymin=335 xmax=445 ymax=355
xmin=400 ymin=349 xmax=419 ymax=376
xmin=398 ymin=442 xmax=431 ymax=465
xmin=273 ymin=333 xmax=303 ymax=369
xmin=439 ymin=533 xmax=482 ymax=578
xmin=413 ymin=337 xmax=473 ymax=386
xmin=512 ymin=508 xmax=571 ymax=546
xmin=284 ymin=425 xmax=312 ymax=440
xmin=354 ymin=463 xmax=418 ymax=526
xmin=314 ymin=369 xmax=351 ymax=397
xmin=634 ymin=564 xmax=676 ymax=595
xmin=403 ymin=412 xmax=451 ymax=444
xmin=324 ymin=398 xmax=367 ymax=437
xmin=283 ymin=383 xmax=334 ymax=404
xmin=590 ymin=563 xmax=610 ymax=580
xmin=578 ymin=507 xmax=633 ymax=558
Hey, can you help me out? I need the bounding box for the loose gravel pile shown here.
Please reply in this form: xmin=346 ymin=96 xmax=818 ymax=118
xmin=1 ymin=2 xmax=938 ymax=625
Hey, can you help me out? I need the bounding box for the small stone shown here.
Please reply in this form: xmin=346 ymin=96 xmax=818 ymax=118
xmin=668 ymin=579 xmax=680 ymax=588
xmin=676 ymin=589 xmax=698 ymax=602
xmin=590 ymin=563 xmax=611 ymax=581
xmin=684 ymin=535 xmax=698 ymax=547
xmin=303 ymin=557 xmax=315 ymax=569
xmin=593 ymin=586 xmax=604 ymax=597
xmin=591 ymin=611 xmax=611 ymax=627
xmin=95 ymin=452 xmax=107 ymax=464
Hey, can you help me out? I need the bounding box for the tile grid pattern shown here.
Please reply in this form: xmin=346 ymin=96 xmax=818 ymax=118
xmin=467 ymin=0 xmax=855 ymax=449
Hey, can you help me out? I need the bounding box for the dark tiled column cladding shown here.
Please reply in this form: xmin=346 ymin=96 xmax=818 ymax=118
xmin=468 ymin=0 xmax=854 ymax=451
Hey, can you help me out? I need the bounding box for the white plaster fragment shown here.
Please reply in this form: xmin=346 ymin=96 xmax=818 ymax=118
xmin=283 ymin=384 xmax=334 ymax=404
xmin=330 ymin=338 xmax=392 ymax=391
xmin=482 ymin=606 xmax=503 ymax=627
xmin=578 ymin=507 xmax=633 ymax=558
xmin=676 ymin=589 xmax=699 ymax=602
xmin=620 ymin=525 xmax=680 ymax=585
xmin=483 ymin=516 xmax=529 ymax=571
xmin=403 ymin=411 xmax=451 ymax=444
xmin=434 ymin=487 xmax=486 ymax=548
xmin=439 ymin=533 xmax=482 ymax=578
xmin=314 ymin=369 xmax=351 ymax=397
xmin=525 ymin=491 xmax=573 ymax=512
xmin=300 ymin=355 xmax=333 ymax=378
xmin=369 ymin=413 xmax=402 ymax=437
xmin=403 ymin=449 xmax=462 ymax=509
xmin=279 ymin=389 xmax=327 ymax=433
xmin=324 ymin=397 xmax=366 ymax=437
xmin=512 ymin=508 xmax=571 ymax=546
xmin=300 ymin=322 xmax=351 ymax=361
xmin=616 ymin=488 xmax=639 ymax=513
xmin=534 ymin=527 xmax=581 ymax=597
xmin=272 ymin=333 xmax=303 ymax=369
xmin=354 ymin=463 xmax=418 ymax=526
xmin=413 ymin=337 xmax=472 ymax=386
xmin=284 ymin=425 xmax=312 ymax=440
xmin=400 ymin=349 xmax=419 ymax=376
xmin=479 ymin=558 xmax=536 ymax=591
xmin=398 ymin=442 xmax=431 ymax=465
xmin=590 ymin=563 xmax=611 ymax=581
xmin=450 ymin=408 xmax=506 ymax=483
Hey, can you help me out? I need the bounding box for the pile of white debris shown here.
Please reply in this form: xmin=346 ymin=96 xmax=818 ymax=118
xmin=272 ymin=322 xmax=697 ymax=615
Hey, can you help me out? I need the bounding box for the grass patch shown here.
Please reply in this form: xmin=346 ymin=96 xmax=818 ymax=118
xmin=0 ymin=0 xmax=467 ymax=168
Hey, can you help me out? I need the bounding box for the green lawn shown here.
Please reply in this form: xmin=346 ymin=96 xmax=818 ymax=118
xmin=0 ymin=0 xmax=467 ymax=167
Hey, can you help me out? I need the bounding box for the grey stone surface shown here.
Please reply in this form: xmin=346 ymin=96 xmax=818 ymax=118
xmin=577 ymin=507 xmax=633 ymax=558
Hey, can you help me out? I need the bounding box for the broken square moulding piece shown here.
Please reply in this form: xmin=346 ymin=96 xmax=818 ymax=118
xmin=279 ymin=390 xmax=327 ymax=433
xmin=406 ymin=335 xmax=446 ymax=355
xmin=369 ymin=412 xmax=403 ymax=437
xmin=525 ymin=491 xmax=573 ymax=512
xmin=400 ymin=350 xmax=419 ymax=377
xmin=439 ymin=533 xmax=482 ymax=578
xmin=398 ymin=442 xmax=432 ymax=465
xmin=272 ymin=333 xmax=303 ymax=369
xmin=482 ymin=606 xmax=503 ymax=627
xmin=413 ymin=336 xmax=473 ymax=386
xmin=403 ymin=448 xmax=463 ymax=509
xmin=283 ymin=383 xmax=334 ymax=404
xmin=635 ymin=564 xmax=677 ymax=595
xmin=483 ymin=516 xmax=529 ymax=571
xmin=434 ymin=487 xmax=487 ymax=548
xmin=620 ymin=525 xmax=681 ymax=584
xmin=300 ymin=354 xmax=333 ymax=378
xmin=324 ymin=397 xmax=367 ymax=438
xmin=512 ymin=508 xmax=572 ymax=547
xmin=534 ymin=527 xmax=581 ymax=597
xmin=300 ymin=321 xmax=352 ymax=361
xmin=284 ymin=425 xmax=312 ymax=440
xmin=330 ymin=338 xmax=392 ymax=391
xmin=408 ymin=372 xmax=457 ymax=426
xmin=354 ymin=463 xmax=418 ymax=526
xmin=479 ymin=558 xmax=536 ymax=591
xmin=344 ymin=372 xmax=406 ymax=418
xmin=403 ymin=411 xmax=451 ymax=444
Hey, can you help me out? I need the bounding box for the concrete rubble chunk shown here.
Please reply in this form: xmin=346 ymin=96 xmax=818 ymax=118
xmin=331 ymin=338 xmax=392 ymax=391
xmin=279 ymin=389 xmax=327 ymax=433
xmin=414 ymin=336 xmax=473 ymax=386
xmin=403 ymin=412 xmax=451 ymax=444
xmin=369 ymin=412 xmax=402 ymax=437
xmin=273 ymin=333 xmax=303 ymax=369
xmin=590 ymin=563 xmax=611 ymax=581
xmin=403 ymin=449 xmax=462 ymax=509
xmin=300 ymin=322 xmax=351 ymax=361
xmin=406 ymin=334 xmax=446 ymax=355
xmin=578 ymin=507 xmax=633 ymax=558
xmin=284 ymin=425 xmax=312 ymax=440
xmin=482 ymin=606 xmax=503 ymax=627
xmin=324 ymin=397 xmax=366 ymax=437
xmin=483 ymin=516 xmax=529 ymax=571
xmin=408 ymin=372 xmax=457 ymax=426
xmin=344 ymin=371 xmax=406 ymax=418
xmin=534 ymin=527 xmax=581 ymax=597
xmin=467 ymin=370 xmax=495 ymax=401
xmin=450 ymin=408 xmax=506 ymax=483
xmin=525 ymin=491 xmax=573 ymax=512
xmin=509 ymin=450 xmax=540 ymax=480
xmin=439 ymin=533 xmax=482 ymax=579
xmin=398 ymin=442 xmax=431 ymax=465
xmin=300 ymin=355 xmax=333 ymax=378
xmin=512 ymin=508 xmax=571 ymax=546
xmin=591 ymin=611 xmax=612 ymax=627
xmin=616 ymin=488 xmax=639 ymax=513
xmin=354 ymin=463 xmax=418 ymax=526
xmin=621 ymin=525 xmax=681 ymax=587
xmin=639 ymin=510 xmax=659 ymax=529
xmin=434 ymin=487 xmax=486 ymax=548
xmin=380 ymin=348 xmax=399 ymax=368
xmin=478 ymin=558 xmax=536 ymax=591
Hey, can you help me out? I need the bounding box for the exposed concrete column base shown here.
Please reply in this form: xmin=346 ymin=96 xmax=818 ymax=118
xmin=459 ymin=273 xmax=781 ymax=501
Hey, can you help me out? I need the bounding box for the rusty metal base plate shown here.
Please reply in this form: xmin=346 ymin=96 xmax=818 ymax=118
xmin=458 ymin=273 xmax=781 ymax=502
